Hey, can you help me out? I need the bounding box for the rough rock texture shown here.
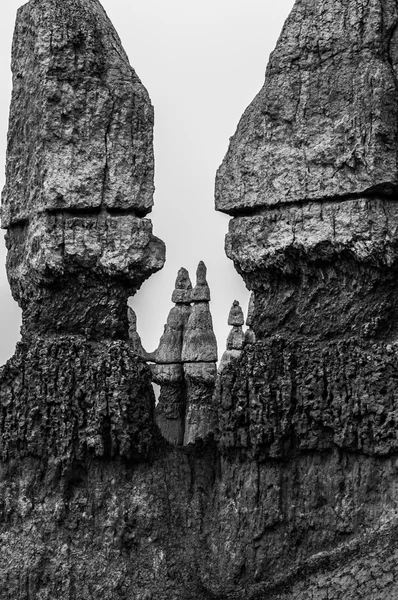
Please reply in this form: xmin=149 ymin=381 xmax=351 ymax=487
xmin=213 ymin=0 xmax=398 ymax=596
xmin=153 ymin=264 xmax=218 ymax=446
xmin=215 ymin=0 xmax=398 ymax=214
xmin=4 ymin=0 xmax=398 ymax=597
xmin=2 ymin=0 xmax=165 ymax=339
xmin=3 ymin=0 xmax=156 ymax=224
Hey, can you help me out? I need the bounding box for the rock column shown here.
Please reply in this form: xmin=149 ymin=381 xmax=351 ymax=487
xmin=151 ymin=268 xmax=192 ymax=445
xmin=0 ymin=0 xmax=166 ymax=464
xmin=182 ymin=262 xmax=218 ymax=444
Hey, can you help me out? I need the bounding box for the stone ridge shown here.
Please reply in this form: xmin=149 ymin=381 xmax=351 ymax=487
xmin=215 ymin=0 xmax=398 ymax=214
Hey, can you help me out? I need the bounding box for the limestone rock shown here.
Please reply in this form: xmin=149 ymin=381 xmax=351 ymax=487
xmin=226 ymin=327 xmax=245 ymax=351
xmin=128 ymin=307 xmax=148 ymax=359
xmin=3 ymin=0 xmax=156 ymax=224
xmin=181 ymin=302 xmax=218 ymax=363
xmin=214 ymin=0 xmax=398 ymax=596
xmin=154 ymin=304 xmax=191 ymax=364
xmin=216 ymin=0 xmax=398 ymax=214
xmin=191 ymin=261 xmax=211 ymax=302
xmin=246 ymin=293 xmax=255 ymax=328
xmin=171 ymin=267 xmax=193 ymax=304
xmin=228 ymin=300 xmax=244 ymax=326
xmin=2 ymin=0 xmax=165 ymax=339
xmin=150 ymin=363 xmax=184 ymax=386
xmin=245 ymin=293 xmax=256 ymax=345
xmin=183 ymin=363 xmax=217 ymax=445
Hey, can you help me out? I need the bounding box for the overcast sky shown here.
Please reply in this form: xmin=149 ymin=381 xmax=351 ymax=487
xmin=0 ymin=0 xmax=295 ymax=364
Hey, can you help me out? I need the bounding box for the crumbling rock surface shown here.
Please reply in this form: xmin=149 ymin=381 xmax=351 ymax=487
xmin=153 ymin=264 xmax=218 ymax=447
xmin=2 ymin=0 xmax=165 ymax=338
xmin=215 ymin=0 xmax=398 ymax=214
xmin=3 ymin=0 xmax=398 ymax=597
xmin=213 ymin=0 xmax=398 ymax=596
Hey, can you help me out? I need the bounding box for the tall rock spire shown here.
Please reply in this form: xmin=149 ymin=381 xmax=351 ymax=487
xmin=0 ymin=0 xmax=165 ymax=464
xmin=2 ymin=0 xmax=165 ymax=340
xmin=182 ymin=262 xmax=217 ymax=444
xmin=152 ymin=268 xmax=193 ymax=445
xmin=214 ymin=0 xmax=398 ymax=596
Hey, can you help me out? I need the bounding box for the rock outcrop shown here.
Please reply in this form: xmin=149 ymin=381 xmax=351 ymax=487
xmin=215 ymin=0 xmax=398 ymax=214
xmin=3 ymin=0 xmax=165 ymax=341
xmin=152 ymin=263 xmax=218 ymax=446
xmin=214 ymin=0 xmax=398 ymax=597
xmin=2 ymin=0 xmax=398 ymax=598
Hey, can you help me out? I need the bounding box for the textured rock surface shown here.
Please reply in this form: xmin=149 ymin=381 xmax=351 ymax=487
xmin=4 ymin=0 xmax=398 ymax=597
xmin=153 ymin=265 xmax=218 ymax=446
xmin=213 ymin=0 xmax=398 ymax=597
xmin=215 ymin=0 xmax=398 ymax=214
xmin=3 ymin=0 xmax=156 ymax=224
xmin=2 ymin=0 xmax=165 ymax=339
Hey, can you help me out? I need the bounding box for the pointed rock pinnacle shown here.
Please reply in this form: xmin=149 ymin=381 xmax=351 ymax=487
xmin=171 ymin=267 xmax=193 ymax=304
xmin=191 ymin=261 xmax=211 ymax=302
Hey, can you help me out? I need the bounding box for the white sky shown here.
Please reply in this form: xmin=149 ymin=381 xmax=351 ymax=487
xmin=0 ymin=0 xmax=295 ymax=363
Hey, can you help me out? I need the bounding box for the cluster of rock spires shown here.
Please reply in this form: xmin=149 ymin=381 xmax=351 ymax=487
xmin=131 ymin=263 xmax=251 ymax=447
xmin=2 ymin=0 xmax=398 ymax=598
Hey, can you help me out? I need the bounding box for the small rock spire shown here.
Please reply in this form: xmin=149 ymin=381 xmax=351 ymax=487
xmin=182 ymin=262 xmax=217 ymax=362
xmin=245 ymin=293 xmax=256 ymax=345
xmin=152 ymin=267 xmax=193 ymax=445
xmin=171 ymin=268 xmax=193 ymax=304
xmin=191 ymin=261 xmax=211 ymax=302
xmin=152 ymin=262 xmax=218 ymax=446
xmin=226 ymin=301 xmax=245 ymax=351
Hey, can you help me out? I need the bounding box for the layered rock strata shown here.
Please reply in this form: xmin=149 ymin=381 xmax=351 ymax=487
xmin=214 ymin=0 xmax=398 ymax=596
xmin=151 ymin=268 xmax=193 ymax=445
xmin=3 ymin=0 xmax=165 ymax=340
xmin=3 ymin=0 xmax=398 ymax=598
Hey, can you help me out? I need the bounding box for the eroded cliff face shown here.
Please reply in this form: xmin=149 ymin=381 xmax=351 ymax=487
xmin=2 ymin=0 xmax=398 ymax=598
xmin=214 ymin=0 xmax=398 ymax=597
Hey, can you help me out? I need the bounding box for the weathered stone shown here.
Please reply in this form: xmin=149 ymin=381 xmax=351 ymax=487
xmin=215 ymin=0 xmax=398 ymax=214
xmin=4 ymin=0 xmax=398 ymax=597
xmin=183 ymin=363 xmax=217 ymax=445
xmin=184 ymin=362 xmax=217 ymax=384
xmin=3 ymin=0 xmax=156 ymax=224
xmin=246 ymin=292 xmax=255 ymax=328
xmin=2 ymin=0 xmax=165 ymax=338
xmin=171 ymin=267 xmax=193 ymax=304
xmin=218 ymin=349 xmax=243 ymax=373
xmin=226 ymin=326 xmax=245 ymax=351
xmin=213 ymin=0 xmax=398 ymax=597
xmin=191 ymin=261 xmax=211 ymax=302
xmin=228 ymin=300 xmax=244 ymax=327
xmin=128 ymin=307 xmax=148 ymax=359
xmin=150 ymin=363 xmax=184 ymax=385
xmin=154 ymin=304 xmax=191 ymax=364
xmin=155 ymin=379 xmax=186 ymax=446
xmin=244 ymin=328 xmax=256 ymax=345
xmin=181 ymin=302 xmax=218 ymax=363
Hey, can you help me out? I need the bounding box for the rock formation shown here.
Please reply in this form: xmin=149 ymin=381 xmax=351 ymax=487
xmin=2 ymin=0 xmax=398 ymax=598
xmin=182 ymin=262 xmax=218 ymax=444
xmin=152 ymin=263 xmax=218 ymax=446
xmin=151 ymin=268 xmax=192 ymax=445
xmin=214 ymin=0 xmax=398 ymax=596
